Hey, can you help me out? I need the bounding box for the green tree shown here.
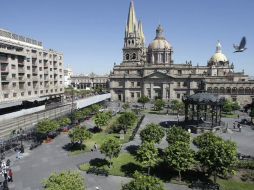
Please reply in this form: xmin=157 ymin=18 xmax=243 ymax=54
xmin=81 ymin=108 xmax=90 ymax=119
xmin=154 ymin=99 xmax=165 ymax=111
xmin=196 ymin=138 xmax=238 ymax=183
xmin=164 ymin=141 xmax=195 ymax=181
xmin=222 ymin=100 xmax=233 ymax=113
xmin=122 ymin=103 xmax=130 ymax=111
xmin=166 ymin=126 xmax=190 ymax=145
xmin=73 ymin=110 xmax=84 ymax=123
xmin=37 ymin=119 xmax=60 ymax=136
xmin=136 ymin=142 xmax=158 ymax=175
xmin=140 ymin=123 xmax=164 ymax=143
xmin=122 ymin=171 xmax=165 ymax=190
xmin=117 ymin=112 xmax=137 ymax=133
xmin=58 ymin=117 xmax=71 ymax=128
xmin=100 ymin=137 xmax=121 ymax=167
xmin=171 ymin=99 xmax=184 ymax=114
xmin=43 ymin=170 xmax=85 ymax=190
xmin=68 ymin=126 xmax=91 ymax=149
xmin=193 ymin=132 xmax=222 ymax=149
xmin=231 ymin=101 xmax=240 ymax=111
xmin=90 ymin=104 xmax=101 ymax=114
xmin=137 ymin=96 xmax=150 ymax=109
xmin=94 ymin=112 xmax=110 ymax=129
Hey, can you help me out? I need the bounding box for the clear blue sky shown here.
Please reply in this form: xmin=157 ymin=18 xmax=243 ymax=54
xmin=1 ymin=0 xmax=253 ymax=75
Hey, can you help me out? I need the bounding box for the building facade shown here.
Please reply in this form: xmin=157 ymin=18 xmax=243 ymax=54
xmin=64 ymin=67 xmax=73 ymax=87
xmin=71 ymin=73 xmax=109 ymax=90
xmin=109 ymin=1 xmax=254 ymax=105
xmin=0 ymin=29 xmax=64 ymax=107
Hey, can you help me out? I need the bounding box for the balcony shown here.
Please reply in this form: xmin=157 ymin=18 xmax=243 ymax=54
xmin=32 ymin=69 xmax=38 ymax=73
xmin=32 ymin=76 xmax=38 ymax=81
xmin=18 ymin=76 xmax=26 ymax=81
xmin=1 ymin=67 xmax=9 ymax=72
xmin=32 ymin=53 xmax=37 ymax=59
xmin=1 ymin=76 xmax=9 ymax=82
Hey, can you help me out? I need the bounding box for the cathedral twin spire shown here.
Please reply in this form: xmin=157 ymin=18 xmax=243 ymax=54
xmin=125 ymin=1 xmax=145 ymax=45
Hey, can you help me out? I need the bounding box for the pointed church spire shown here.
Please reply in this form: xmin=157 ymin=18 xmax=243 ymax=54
xmin=138 ymin=20 xmax=145 ymax=44
xmin=216 ymin=41 xmax=222 ymax=53
xmin=126 ymin=0 xmax=138 ymax=35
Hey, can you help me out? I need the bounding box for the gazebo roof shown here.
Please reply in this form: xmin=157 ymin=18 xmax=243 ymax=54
xmin=182 ymin=92 xmax=225 ymax=105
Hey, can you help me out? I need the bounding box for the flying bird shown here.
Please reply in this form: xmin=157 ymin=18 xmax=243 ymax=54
xmin=233 ymin=37 xmax=247 ymax=53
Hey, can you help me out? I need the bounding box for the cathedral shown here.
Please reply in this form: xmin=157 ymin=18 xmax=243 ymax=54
xmin=109 ymin=1 xmax=254 ymax=105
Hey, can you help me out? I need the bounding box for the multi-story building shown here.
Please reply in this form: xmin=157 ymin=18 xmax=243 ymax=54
xmin=109 ymin=1 xmax=254 ymax=105
xmin=64 ymin=67 xmax=73 ymax=87
xmin=0 ymin=28 xmax=64 ymax=108
xmin=71 ymin=73 xmax=109 ymax=90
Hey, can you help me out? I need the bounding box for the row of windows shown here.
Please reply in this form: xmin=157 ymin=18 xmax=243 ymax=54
xmin=3 ymin=88 xmax=63 ymax=99
xmin=130 ymin=92 xmax=141 ymax=98
xmin=207 ymin=87 xmax=254 ymax=95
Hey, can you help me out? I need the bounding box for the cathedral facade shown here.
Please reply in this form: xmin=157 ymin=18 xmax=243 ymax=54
xmin=109 ymin=1 xmax=254 ymax=105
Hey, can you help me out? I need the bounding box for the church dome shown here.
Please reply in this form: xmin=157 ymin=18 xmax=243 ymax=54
xmin=209 ymin=41 xmax=228 ymax=63
xmin=148 ymin=25 xmax=172 ymax=50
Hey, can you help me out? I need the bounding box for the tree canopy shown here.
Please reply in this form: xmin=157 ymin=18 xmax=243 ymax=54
xmin=122 ymin=171 xmax=165 ymax=190
xmin=193 ymin=132 xmax=222 ymax=149
xmin=68 ymin=126 xmax=91 ymax=146
xmin=94 ymin=112 xmax=110 ymax=128
xmin=164 ymin=141 xmax=195 ymax=181
xmin=37 ymin=119 xmax=60 ymax=135
xmin=100 ymin=137 xmax=121 ymax=167
xmin=140 ymin=123 xmax=164 ymax=143
xmin=166 ymin=126 xmax=190 ymax=145
xmin=117 ymin=112 xmax=137 ymax=133
xmin=58 ymin=117 xmax=71 ymax=127
xmin=196 ymin=136 xmax=238 ymax=183
xmin=154 ymin=99 xmax=165 ymax=111
xmin=43 ymin=170 xmax=85 ymax=190
xmin=170 ymin=100 xmax=184 ymax=114
xmin=138 ymin=96 xmax=150 ymax=108
xmin=136 ymin=142 xmax=158 ymax=175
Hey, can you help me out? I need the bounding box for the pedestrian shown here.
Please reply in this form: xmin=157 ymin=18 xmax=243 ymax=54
xmin=8 ymin=168 xmax=13 ymax=182
xmin=239 ymin=125 xmax=242 ymax=132
xmin=233 ymin=122 xmax=235 ymax=129
xmin=94 ymin=143 xmax=98 ymax=151
xmin=188 ymin=128 xmax=191 ymax=133
xmin=6 ymin=159 xmax=10 ymax=167
xmin=238 ymin=114 xmax=240 ymax=119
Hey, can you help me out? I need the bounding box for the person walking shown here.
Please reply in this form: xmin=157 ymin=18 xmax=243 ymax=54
xmin=233 ymin=122 xmax=235 ymax=129
xmin=239 ymin=124 xmax=242 ymax=132
xmin=8 ymin=168 xmax=13 ymax=182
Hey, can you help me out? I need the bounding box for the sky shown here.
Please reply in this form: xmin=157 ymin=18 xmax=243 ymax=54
xmin=0 ymin=0 xmax=253 ymax=75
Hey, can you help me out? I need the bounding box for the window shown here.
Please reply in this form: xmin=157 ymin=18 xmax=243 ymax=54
xmin=137 ymin=92 xmax=140 ymax=98
xmin=12 ymin=74 xmax=16 ymax=78
xmin=131 ymin=92 xmax=135 ymax=98
xmin=177 ymin=70 xmax=182 ymax=75
xmin=40 ymin=90 xmax=43 ymax=94
xmin=60 ymin=88 xmax=63 ymax=91
xmin=34 ymin=91 xmax=37 ymax=94
xmin=21 ymin=92 xmax=24 ymax=96
xmin=28 ymin=91 xmax=31 ymax=95
xmin=232 ymin=97 xmax=237 ymax=102
xmin=177 ymin=94 xmax=181 ymax=99
xmin=11 ymin=64 xmax=16 ymax=69
xmin=27 ymin=66 xmax=30 ymax=70
xmin=50 ymin=75 xmax=53 ymax=78
xmin=51 ymin=89 xmax=53 ymax=93
xmin=46 ymin=90 xmax=48 ymax=93
xmin=11 ymin=55 xmax=15 ymax=60
xmin=137 ymin=82 xmax=140 ymax=87
xmin=27 ymin=58 xmax=30 ymax=62
xmin=39 ymin=60 xmax=42 ymax=63
xmin=12 ymin=83 xmax=16 ymax=87
xmin=39 ymin=67 xmax=42 ymax=71
xmin=27 ymin=82 xmax=31 ymax=86
xmin=4 ymin=94 xmax=8 ymax=98
xmin=177 ymin=82 xmax=181 ymax=87
xmin=40 ymin=75 xmax=42 ymax=79
xmin=50 ymin=68 xmax=52 ymax=71
xmin=40 ymin=82 xmax=43 ymax=85
xmin=13 ymin=93 xmax=17 ymax=97
xmin=131 ymin=82 xmax=134 ymax=87
xmin=27 ymin=74 xmax=31 ymax=79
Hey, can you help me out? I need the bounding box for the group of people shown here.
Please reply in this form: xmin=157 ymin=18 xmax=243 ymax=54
xmin=0 ymin=159 xmax=13 ymax=183
xmin=233 ymin=122 xmax=242 ymax=132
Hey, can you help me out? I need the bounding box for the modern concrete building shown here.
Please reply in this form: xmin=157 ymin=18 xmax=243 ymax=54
xmin=71 ymin=73 xmax=109 ymax=90
xmin=64 ymin=66 xmax=73 ymax=87
xmin=0 ymin=28 xmax=64 ymax=108
xmin=109 ymin=1 xmax=254 ymax=105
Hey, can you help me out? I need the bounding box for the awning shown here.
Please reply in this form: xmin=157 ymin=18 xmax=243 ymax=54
xmin=0 ymin=101 xmax=22 ymax=109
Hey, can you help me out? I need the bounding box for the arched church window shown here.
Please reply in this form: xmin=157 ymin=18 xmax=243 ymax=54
xmin=125 ymin=54 xmax=129 ymax=60
xmin=132 ymin=53 xmax=136 ymax=60
xmin=132 ymin=40 xmax=134 ymax=44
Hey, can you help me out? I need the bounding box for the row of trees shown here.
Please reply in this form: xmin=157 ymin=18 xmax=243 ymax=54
xmin=222 ymin=100 xmax=241 ymax=113
xmin=136 ymin=124 xmax=238 ymax=183
xmin=73 ymin=104 xmax=101 ymax=123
